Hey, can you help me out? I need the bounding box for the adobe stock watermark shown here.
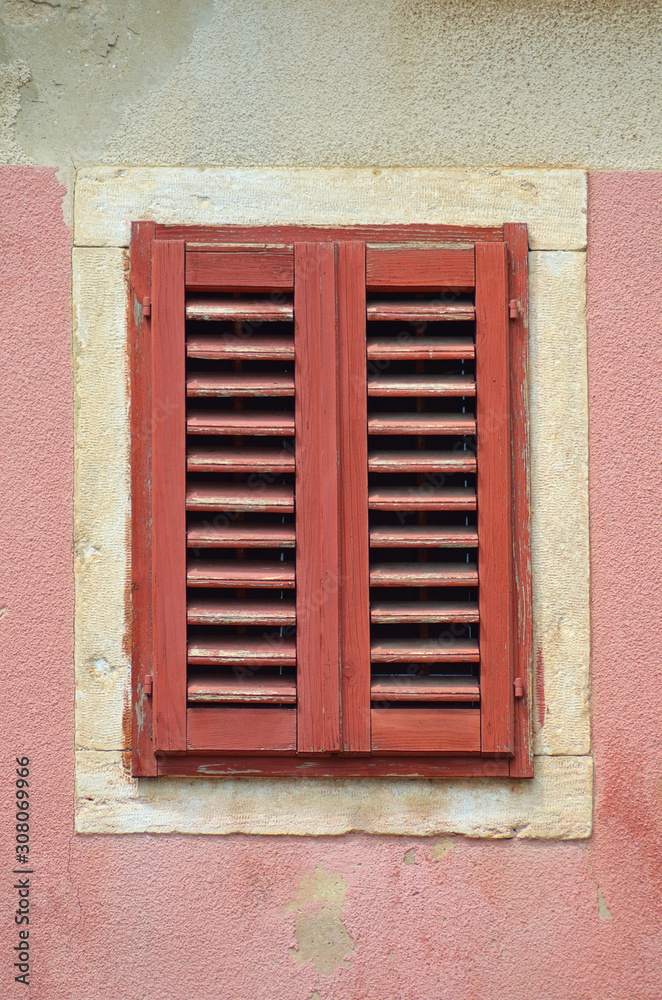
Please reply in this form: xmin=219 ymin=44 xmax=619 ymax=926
xmin=11 ymin=757 xmax=32 ymax=987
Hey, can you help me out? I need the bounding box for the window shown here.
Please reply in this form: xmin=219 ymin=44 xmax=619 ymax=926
xmin=130 ymin=221 xmax=531 ymax=779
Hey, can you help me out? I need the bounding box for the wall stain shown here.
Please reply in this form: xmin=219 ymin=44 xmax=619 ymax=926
xmin=597 ymin=886 xmax=614 ymax=921
xmin=286 ymin=867 xmax=355 ymax=977
xmin=430 ymin=837 xmax=454 ymax=861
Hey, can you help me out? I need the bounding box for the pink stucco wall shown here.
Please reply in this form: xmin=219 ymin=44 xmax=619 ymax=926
xmin=1 ymin=167 xmax=661 ymax=999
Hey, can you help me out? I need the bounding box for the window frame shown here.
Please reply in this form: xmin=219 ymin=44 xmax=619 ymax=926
xmin=130 ymin=220 xmax=532 ymax=780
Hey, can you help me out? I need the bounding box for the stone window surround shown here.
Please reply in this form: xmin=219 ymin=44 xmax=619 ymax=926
xmin=74 ymin=167 xmax=591 ymax=838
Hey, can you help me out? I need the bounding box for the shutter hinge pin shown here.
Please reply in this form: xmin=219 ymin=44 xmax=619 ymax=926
xmin=509 ymin=298 xmax=519 ymax=320
xmin=144 ymin=674 xmax=153 ymax=697
xmin=513 ymin=676 xmax=525 ymax=699
xmin=142 ymin=296 xmax=151 ymax=317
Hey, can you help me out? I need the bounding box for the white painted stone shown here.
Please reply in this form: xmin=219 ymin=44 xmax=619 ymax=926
xmin=73 ymin=248 xmax=131 ymax=751
xmin=74 ymin=167 xmax=586 ymax=251
xmin=528 ymin=252 xmax=591 ymax=756
xmin=75 ymin=752 xmax=592 ymax=838
xmin=72 ymin=169 xmax=592 ymax=835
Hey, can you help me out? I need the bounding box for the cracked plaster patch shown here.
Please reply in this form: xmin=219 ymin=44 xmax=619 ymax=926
xmin=73 ymin=166 xmax=592 ymax=837
xmin=0 ymin=60 xmax=32 ymax=164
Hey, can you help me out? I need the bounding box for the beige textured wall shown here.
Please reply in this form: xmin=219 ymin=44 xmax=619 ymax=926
xmin=1 ymin=0 xmax=662 ymax=174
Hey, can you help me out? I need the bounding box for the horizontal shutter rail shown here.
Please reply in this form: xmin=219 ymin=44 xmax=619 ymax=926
xmin=371 ymin=638 xmax=480 ymax=662
xmin=370 ymin=562 xmax=478 ymax=587
xmin=187 ymin=447 xmax=295 ymax=474
xmin=186 ymin=250 xmax=294 ymax=291
xmin=371 ymin=601 xmax=479 ymax=623
xmin=368 ymin=375 xmax=475 ymax=397
xmin=187 ymin=523 xmax=296 ymax=548
xmin=365 ymin=246 xmax=475 ymax=289
xmin=366 ymin=301 xmax=474 ymax=322
xmin=187 ymin=373 xmax=294 ymax=397
xmin=186 ymin=707 xmax=297 ymax=753
xmin=368 ymin=486 xmax=476 ymax=511
xmin=187 ymin=559 xmax=295 ymax=588
xmin=370 ymin=676 xmax=480 ymax=701
xmin=187 ymin=671 xmax=297 ymax=704
xmin=368 ymin=413 xmax=476 ymax=435
xmin=187 ymin=410 xmax=295 ymax=435
xmin=368 ymin=450 xmax=476 ymax=474
xmin=371 ymin=708 xmax=481 ymax=754
xmin=367 ymin=336 xmax=475 ymax=360
xmin=186 ymin=483 xmax=294 ymax=512
xmin=187 ymin=333 xmax=294 ymax=361
xmin=186 ymin=297 xmax=293 ymax=322
xmin=188 ymin=638 xmax=296 ymax=666
xmin=187 ymin=598 xmax=296 ymax=626
xmin=369 ymin=525 xmax=478 ymax=547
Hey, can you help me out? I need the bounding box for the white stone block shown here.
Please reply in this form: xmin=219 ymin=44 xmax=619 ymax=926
xmin=75 ymin=752 xmax=592 ymax=839
xmin=73 ymin=247 xmax=131 ymax=751
xmin=74 ymin=167 xmax=586 ymax=251
xmin=528 ymin=252 xmax=590 ymax=756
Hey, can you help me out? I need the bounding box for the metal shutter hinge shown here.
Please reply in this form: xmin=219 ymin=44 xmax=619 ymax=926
xmin=144 ymin=674 xmax=153 ymax=697
xmin=509 ymin=298 xmax=519 ymax=319
xmin=513 ymin=676 xmax=525 ymax=699
xmin=142 ymin=296 xmax=151 ymax=317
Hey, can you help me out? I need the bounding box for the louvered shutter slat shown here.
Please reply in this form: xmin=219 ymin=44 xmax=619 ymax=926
xmin=367 ymin=335 xmax=475 ymax=360
xmin=186 ymin=523 xmax=296 ymax=547
xmin=187 ymin=373 xmax=294 ymax=396
xmin=368 ymin=413 xmax=475 ymax=434
xmin=367 ymin=375 xmax=476 ymax=396
xmin=187 ymin=447 xmax=295 ymax=473
xmin=369 ymin=525 xmax=478 ymax=547
xmin=370 ymin=601 xmax=479 ymax=624
xmin=187 ymin=599 xmax=296 ymax=626
xmin=187 ymin=333 xmax=294 ymax=360
xmin=187 ymin=560 xmax=295 ymax=588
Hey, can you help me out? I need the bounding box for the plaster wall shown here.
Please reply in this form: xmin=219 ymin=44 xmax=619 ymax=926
xmin=2 ymin=0 xmax=662 ymax=176
xmin=0 ymin=167 xmax=661 ymax=998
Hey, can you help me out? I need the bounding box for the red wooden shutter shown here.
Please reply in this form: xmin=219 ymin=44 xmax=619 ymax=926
xmin=131 ymin=224 xmax=531 ymax=778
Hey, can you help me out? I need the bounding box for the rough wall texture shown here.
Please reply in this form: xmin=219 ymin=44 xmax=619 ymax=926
xmin=1 ymin=167 xmax=662 ymax=998
xmin=2 ymin=0 xmax=662 ymax=172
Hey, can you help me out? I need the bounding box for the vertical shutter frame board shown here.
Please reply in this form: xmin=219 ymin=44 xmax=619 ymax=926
xmin=475 ymin=242 xmax=515 ymax=755
xmin=294 ymin=242 xmax=342 ymax=753
xmin=130 ymin=220 xmax=158 ymax=775
xmin=151 ymin=240 xmax=188 ymax=751
xmin=337 ymin=242 xmax=372 ymax=753
xmin=503 ymin=222 xmax=533 ymax=777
